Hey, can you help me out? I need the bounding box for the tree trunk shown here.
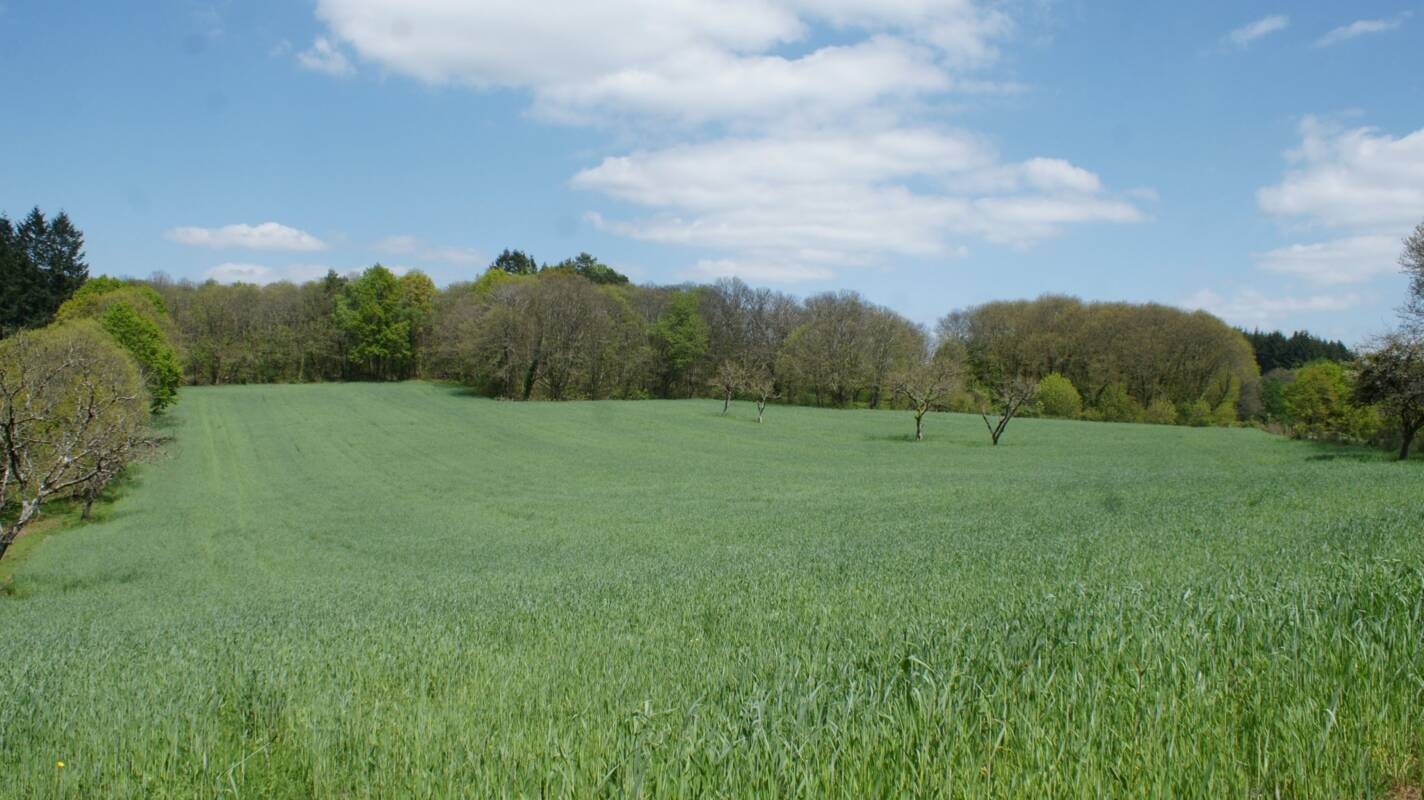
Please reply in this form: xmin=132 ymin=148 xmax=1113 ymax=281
xmin=82 ymin=495 xmax=96 ymax=520
xmin=722 ymin=393 xmax=731 ymax=414
xmin=915 ymin=414 xmax=924 ymax=440
xmin=1401 ymin=419 xmax=1420 ymax=461
xmin=0 ymin=530 xmax=16 ymax=563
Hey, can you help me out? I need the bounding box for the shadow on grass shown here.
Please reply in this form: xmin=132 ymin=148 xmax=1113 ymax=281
xmin=1296 ymin=439 xmax=1400 ymax=464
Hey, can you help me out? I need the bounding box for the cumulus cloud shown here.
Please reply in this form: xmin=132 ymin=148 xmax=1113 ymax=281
xmin=1257 ymin=235 xmax=1404 ymax=285
xmin=1224 ymin=15 xmax=1289 ymax=49
xmin=575 ymin=129 xmax=1142 ymax=271
xmin=1183 ymin=287 xmax=1363 ymax=328
xmin=1256 ymin=116 xmax=1424 ymax=284
xmin=297 ymin=36 xmax=353 ymax=76
xmin=306 ymin=1 xmax=1138 ymax=282
xmin=1315 ymin=14 xmax=1409 ymax=47
xmin=309 ymin=0 xmax=1017 ymax=124
xmin=376 ymin=235 xmax=483 ymax=266
xmin=166 ymin=222 xmax=328 ymax=252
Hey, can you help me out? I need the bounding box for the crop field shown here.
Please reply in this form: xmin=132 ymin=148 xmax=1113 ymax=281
xmin=1 ymin=382 xmax=1422 ymax=797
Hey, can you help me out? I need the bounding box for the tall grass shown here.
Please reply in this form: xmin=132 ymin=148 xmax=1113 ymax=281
xmin=1 ymin=382 xmax=1420 ymax=797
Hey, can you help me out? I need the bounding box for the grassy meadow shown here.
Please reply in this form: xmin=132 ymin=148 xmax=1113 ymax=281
xmin=1 ymin=382 xmax=1422 ymax=797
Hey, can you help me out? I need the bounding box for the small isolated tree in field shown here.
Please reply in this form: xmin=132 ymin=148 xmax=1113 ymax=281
xmin=1355 ymin=334 xmax=1424 ymax=460
xmin=1 ymin=322 xmax=150 ymax=561
xmin=710 ymin=360 xmax=744 ymax=415
xmin=744 ymin=367 xmax=777 ymax=423
xmin=976 ymin=376 xmax=1038 ymax=446
xmin=891 ymin=354 xmax=964 ymax=440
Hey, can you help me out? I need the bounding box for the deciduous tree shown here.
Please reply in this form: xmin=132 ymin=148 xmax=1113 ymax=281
xmin=977 ymin=376 xmax=1038 ymax=446
xmin=891 ymin=348 xmax=964 ymax=440
xmin=0 ymin=322 xmax=149 ymax=561
xmin=1354 ymin=334 xmax=1424 ymax=460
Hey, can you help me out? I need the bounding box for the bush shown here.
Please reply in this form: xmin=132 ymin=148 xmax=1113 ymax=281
xmin=1143 ymin=397 xmax=1176 ymax=425
xmin=1181 ymin=399 xmax=1214 ymax=427
xmin=1284 ymin=361 xmax=1377 ymax=441
xmin=1095 ymin=383 xmax=1143 ymax=423
xmin=1036 ymin=373 xmax=1082 ymax=418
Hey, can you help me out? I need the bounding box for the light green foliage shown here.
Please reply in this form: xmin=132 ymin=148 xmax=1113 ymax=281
xmin=1284 ymin=361 xmax=1378 ymax=441
xmin=1 ymin=384 xmax=1421 ymax=797
xmin=1035 ymin=372 xmax=1081 ymax=418
xmin=1182 ymin=398 xmax=1214 ymax=427
xmin=55 ymin=280 xmax=181 ymax=411
xmin=58 ymin=281 xmax=168 ymax=322
xmin=99 ymin=302 xmax=182 ymax=412
xmin=1143 ymin=397 xmax=1177 ymax=424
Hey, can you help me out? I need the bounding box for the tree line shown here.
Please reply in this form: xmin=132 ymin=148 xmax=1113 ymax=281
xmin=5 ymin=211 xmax=1422 ymax=564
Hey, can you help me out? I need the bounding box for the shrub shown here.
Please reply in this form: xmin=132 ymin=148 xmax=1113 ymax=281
xmin=1095 ymin=383 xmax=1143 ymax=423
xmin=1143 ymin=397 xmax=1176 ymax=425
xmin=1181 ymin=399 xmax=1214 ymax=427
xmin=1036 ymin=373 xmax=1082 ymax=418
xmin=1283 ymin=360 xmax=1376 ymax=441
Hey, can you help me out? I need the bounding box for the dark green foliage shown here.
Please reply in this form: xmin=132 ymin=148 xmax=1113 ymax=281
xmin=0 ymin=208 xmax=89 ymax=332
xmin=547 ymin=252 xmax=629 ymax=285
xmin=651 ymin=290 xmax=709 ymax=397
xmin=1354 ymin=335 xmax=1424 ymax=459
xmin=489 ymin=248 xmax=539 ymax=276
xmin=1241 ymin=328 xmax=1353 ymax=373
xmin=334 ymin=265 xmax=414 ymax=380
xmin=1094 ymin=382 xmax=1142 ymax=422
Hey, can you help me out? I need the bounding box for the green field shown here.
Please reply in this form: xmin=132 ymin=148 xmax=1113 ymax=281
xmin=2 ymin=383 xmax=1421 ymax=797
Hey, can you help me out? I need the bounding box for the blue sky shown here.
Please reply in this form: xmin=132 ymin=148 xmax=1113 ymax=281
xmin=2 ymin=1 xmax=1420 ymax=343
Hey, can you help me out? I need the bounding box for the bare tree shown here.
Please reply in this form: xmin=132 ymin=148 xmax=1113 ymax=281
xmin=710 ymin=360 xmax=745 ymax=415
xmin=1355 ymin=333 xmax=1424 ymax=460
xmin=1 ymin=322 xmax=149 ymax=561
xmin=977 ymin=376 xmax=1039 ymax=446
xmin=891 ymin=350 xmax=964 ymax=441
xmin=744 ymin=367 xmax=777 ymax=423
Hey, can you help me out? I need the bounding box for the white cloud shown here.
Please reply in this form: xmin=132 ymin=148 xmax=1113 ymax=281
xmin=298 ymin=36 xmax=353 ymax=77
xmin=1183 ymin=287 xmax=1363 ymax=328
xmin=1256 ymin=116 xmax=1424 ymax=284
xmin=203 ymin=263 xmax=338 ymax=285
xmin=1258 ymin=117 xmax=1424 ymax=230
xmin=1224 ymin=15 xmax=1289 ymax=49
xmin=688 ymin=258 xmax=836 ymax=284
xmin=307 ymin=1 xmax=1136 ymax=281
xmin=1315 ymin=14 xmax=1409 ymax=47
xmin=311 ymin=0 xmax=1012 ymax=122
xmin=166 ymin=222 xmax=328 ymax=252
xmin=375 ymin=235 xmax=484 ymax=266
xmin=1257 ymin=235 xmax=1403 ymax=285
xmin=575 ymin=129 xmax=1142 ymax=274
xmin=205 ymin=263 xmax=275 ymax=283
